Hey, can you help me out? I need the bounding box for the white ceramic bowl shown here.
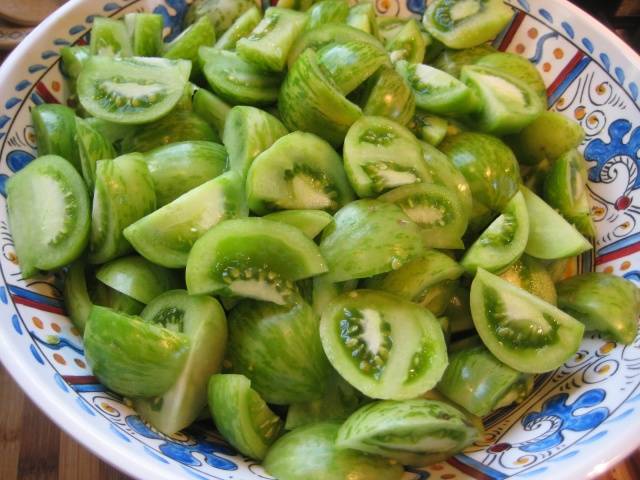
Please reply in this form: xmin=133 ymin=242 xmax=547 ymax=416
xmin=1 ymin=1 xmax=640 ymax=479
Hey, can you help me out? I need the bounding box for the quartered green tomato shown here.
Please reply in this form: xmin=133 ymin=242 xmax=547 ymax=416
xmin=320 ymin=290 xmax=448 ymax=399
xmin=430 ymin=44 xmax=497 ymax=78
xmin=386 ymin=18 xmax=427 ymax=64
xmin=444 ymin=285 xmax=475 ymax=336
xmin=312 ymin=275 xmax=358 ymax=317
xmin=63 ymin=260 xmax=94 ymax=332
xmin=247 ymin=131 xmax=355 ymax=214
xmin=83 ymin=306 xmax=190 ymax=397
xmin=279 ymin=49 xmax=362 ymax=147
xmin=186 ymin=218 xmax=327 ymax=303
xmin=263 ymin=210 xmax=333 ymax=240
xmin=499 ymin=255 xmax=557 ymax=305
xmin=143 ymin=141 xmax=227 ymax=207
xmin=164 ymin=16 xmax=216 ymax=78
xmin=192 ymin=88 xmax=231 ymax=137
xmin=411 ymin=111 xmax=448 ymax=146
xmin=461 ymin=190 xmax=529 ymax=274
xmin=439 ymin=132 xmax=520 ymax=231
xmin=438 ymin=338 xmax=533 ymax=417
xmin=184 ymin=0 xmax=255 ymax=35
xmin=32 ymin=104 xmax=81 ymax=172
xmin=423 ymin=0 xmax=514 ymax=49
xmin=359 ymin=65 xmax=416 ymax=126
xmin=343 ymin=116 xmax=429 ymax=197
xmin=543 ymin=149 xmax=595 ymax=237
xmin=208 ymin=374 xmax=283 ymax=460
xmin=227 ymin=296 xmax=330 ymax=404
xmin=75 ymin=117 xmax=116 ymax=191
xmin=125 ymin=171 xmax=248 ymax=268
xmin=237 ymin=7 xmax=307 ymax=72
xmin=557 ymin=272 xmax=640 ymax=345
xmin=470 ymin=268 xmax=585 ymax=373
xmin=380 ymin=183 xmax=469 ymax=250
xmin=89 ymin=154 xmax=156 ymax=265
xmin=363 ymin=250 xmax=464 ymax=316
xmin=60 ymin=46 xmax=91 ymax=80
xmin=77 ymin=56 xmax=191 ymax=124
xmin=7 ymin=155 xmax=90 ymax=278
xmin=317 ymin=41 xmax=388 ymax=96
xmin=134 ymin=290 xmax=227 ymax=435
xmin=522 ymin=186 xmax=591 ymax=260
xmin=305 ymin=0 xmax=349 ymax=31
xmin=264 ymin=423 xmax=404 ymax=480
xmin=90 ymin=17 xmax=133 ymax=57
xmin=461 ymin=65 xmax=545 ymax=135
xmin=84 ymin=117 xmax=131 ymax=145
xmin=124 ymin=13 xmax=164 ymax=57
xmin=91 ymin=281 xmax=145 ymax=315
xmin=319 ymin=199 xmax=423 ymax=282
xmin=215 ymin=6 xmax=263 ymax=50
xmin=336 ymin=399 xmax=480 ymax=466
xmin=276 ymin=0 xmax=317 ymax=9
xmin=506 ymin=111 xmax=585 ymax=165
xmin=377 ymin=17 xmax=408 ymax=44
xmin=346 ymin=2 xmax=379 ymax=37
xmin=95 ymin=255 xmax=181 ymax=304
xmin=396 ymin=61 xmax=477 ymax=116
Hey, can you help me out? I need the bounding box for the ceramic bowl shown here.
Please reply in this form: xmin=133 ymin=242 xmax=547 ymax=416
xmin=1 ymin=1 xmax=640 ymax=479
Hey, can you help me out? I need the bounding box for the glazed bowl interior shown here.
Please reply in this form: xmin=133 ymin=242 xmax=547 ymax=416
xmin=1 ymin=1 xmax=640 ymax=479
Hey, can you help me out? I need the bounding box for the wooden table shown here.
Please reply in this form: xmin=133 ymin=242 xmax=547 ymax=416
xmin=0 ymin=364 xmax=637 ymax=479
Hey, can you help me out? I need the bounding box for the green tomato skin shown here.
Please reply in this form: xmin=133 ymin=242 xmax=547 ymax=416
xmin=75 ymin=117 xmax=116 ymax=191
xmin=438 ymin=340 xmax=533 ymax=417
xmin=439 ymin=132 xmax=520 ymax=230
xmin=208 ymin=374 xmax=283 ymax=460
xmin=263 ymin=422 xmax=404 ymax=480
xmin=444 ymin=285 xmax=475 ymax=336
xmin=184 ymin=0 xmax=255 ymax=35
xmin=125 ymin=13 xmax=164 ymax=57
xmin=90 ymin=17 xmax=133 ymax=57
xmin=347 ymin=3 xmax=379 ymax=37
xmin=32 ymin=104 xmax=81 ymax=172
xmin=192 ymin=88 xmax=231 ymax=137
xmin=431 ymin=45 xmax=497 ymax=78
xmin=63 ymin=260 xmax=93 ymax=333
xmin=336 ymin=399 xmax=480 ymax=466
xmin=305 ymin=0 xmax=349 ymax=31
xmin=360 ymin=65 xmax=416 ymax=126
xmin=499 ymin=255 xmax=557 ymax=305
xmin=263 ymin=210 xmax=333 ymax=240
xmin=83 ymin=306 xmax=190 ymax=398
xmin=319 ymin=199 xmax=424 ymax=282
xmin=215 ymin=6 xmax=263 ymax=50
xmin=386 ymin=18 xmax=427 ymax=64
xmin=557 ymin=273 xmax=640 ymax=345
xmin=312 ymin=275 xmax=358 ymax=317
xmin=164 ymin=16 xmax=217 ymax=78
xmin=227 ymin=297 xmax=331 ymax=404
xmin=91 ymin=282 xmax=145 ymax=315
xmin=60 ymin=46 xmax=91 ymax=80
xmin=411 ymin=112 xmax=448 ymax=146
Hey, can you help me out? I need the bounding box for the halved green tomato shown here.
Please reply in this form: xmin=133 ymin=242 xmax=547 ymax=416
xmin=343 ymin=116 xmax=430 ymax=197
xmin=470 ymin=268 xmax=585 ymax=373
xmin=543 ymin=149 xmax=595 ymax=237
xmin=124 ymin=13 xmax=164 ymax=57
xmin=499 ymin=254 xmax=557 ymax=305
xmin=208 ymin=374 xmax=283 ymax=460
xmin=279 ymin=49 xmax=362 ymax=147
xmin=143 ymin=141 xmax=227 ymax=207
xmin=522 ymin=186 xmax=591 ymax=260
xmin=379 ymin=183 xmax=468 ymax=249
xmin=264 ymin=423 xmax=404 ymax=480
xmin=89 ymin=154 xmax=156 ymax=264
xmin=228 ymin=296 xmax=331 ymax=404
xmin=32 ymin=104 xmax=81 ymax=172
xmin=164 ymin=16 xmax=216 ymax=78
xmin=319 ymin=199 xmax=423 ymax=282
xmin=246 ymin=131 xmax=355 ymax=214
xmin=437 ymin=339 xmax=533 ymax=417
xmin=186 ymin=218 xmax=327 ymax=303
xmin=263 ymin=210 xmax=333 ymax=240
xmin=134 ymin=290 xmax=227 ymax=435
xmin=77 ymin=56 xmax=191 ymax=125
xmin=90 ymin=17 xmax=133 ymax=57
xmin=336 ymin=399 xmax=480 ymax=466
xmin=125 ymin=171 xmax=248 ymax=268
xmin=320 ymin=290 xmax=448 ymax=399
xmin=7 ymin=155 xmax=90 ymax=278
xmin=359 ymin=65 xmax=416 ymax=126
xmin=75 ymin=117 xmax=116 ymax=191
xmin=396 ymin=61 xmax=477 ymax=115
xmin=83 ymin=305 xmax=190 ymax=397
xmin=386 ymin=18 xmax=427 ymax=64
xmin=95 ymin=255 xmax=181 ymax=304
xmin=305 ymin=0 xmax=349 ymax=31
xmin=423 ymin=0 xmax=514 ymax=49
xmin=461 ymin=190 xmax=529 ymax=274
xmin=237 ymin=7 xmax=307 ymax=72
xmin=215 ymin=6 xmax=263 ymax=50
xmin=223 ymin=106 xmax=289 ymax=179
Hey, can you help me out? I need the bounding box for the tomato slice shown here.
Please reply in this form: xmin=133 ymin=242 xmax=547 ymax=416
xmin=263 ymin=210 xmax=333 ymax=240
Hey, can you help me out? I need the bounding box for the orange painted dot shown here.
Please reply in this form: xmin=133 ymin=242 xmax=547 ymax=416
xmin=441 ymin=475 xmax=456 ymax=479
xmin=553 ymin=48 xmax=564 ymax=59
xmin=431 ymin=464 xmax=444 ymax=471
xmin=517 ymin=457 xmax=531 ymax=465
xmin=603 ymin=266 xmax=614 ymax=274
xmin=53 ymin=353 xmax=66 ymax=365
xmin=622 ymin=221 xmax=631 ymax=229
xmin=543 ymin=62 xmax=552 ymax=72
xmin=74 ymin=358 xmax=86 ymax=369
xmin=528 ymin=27 xmax=538 ymax=39
xmin=600 ymin=342 xmax=616 ymax=354
xmin=574 ymin=106 xmax=587 ymax=120
xmin=70 ymin=327 xmax=80 ymax=337
xmin=32 ymin=316 xmax=43 ymax=329
xmin=621 ymin=260 xmax=632 ymax=271
xmin=587 ymin=115 xmax=598 ymax=126
xmin=101 ymin=402 xmax=116 ymax=414
xmin=597 ymin=364 xmax=611 ymax=374
xmin=557 ymin=97 xmax=566 ymax=107
xmin=51 ymin=81 xmax=61 ymax=92
xmin=592 ymin=206 xmax=605 ymax=216
xmin=515 ymin=43 xmax=526 ymax=54
xmin=596 ymin=83 xmax=607 ymax=95
xmin=51 ymin=322 xmax=61 ymax=333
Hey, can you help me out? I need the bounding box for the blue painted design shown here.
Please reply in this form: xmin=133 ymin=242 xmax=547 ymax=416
xmin=450 ymin=454 xmax=507 ymax=480
xmin=0 ymin=287 xmax=6 ymax=304
xmin=0 ymin=115 xmax=10 ymax=129
xmin=68 ymin=25 xmax=85 ymax=35
xmin=0 ymin=175 xmax=10 ymax=198
xmin=127 ymin=415 xmax=238 ymax=471
xmin=520 ymin=467 xmax=548 ymax=477
xmin=582 ymin=37 xmax=594 ymax=53
xmin=561 ymin=21 xmax=574 ymax=38
xmin=624 ymin=271 xmax=640 ymax=282
xmin=629 ymin=392 xmax=640 ymax=403
xmin=7 ymin=284 xmax=64 ymax=309
xmin=103 ymin=2 xmax=120 ymax=11
xmin=76 ymin=397 xmax=96 ymax=416
xmin=548 ymin=55 xmax=591 ymax=106
xmin=6 ymin=150 xmax=35 ymax=173
xmin=28 ymin=64 xmax=46 ymax=73
xmin=30 ymin=93 xmax=44 ymax=105
xmin=404 ymin=467 xmax=430 ymax=479
xmin=406 ymin=0 xmax=426 ymax=14
xmin=615 ymin=67 xmax=625 ymax=84
xmin=29 ymin=344 xmax=44 ymax=364
xmin=521 ymin=389 xmax=609 ymax=453
xmin=597 ymin=232 xmax=640 ymax=255
xmin=41 ymin=50 xmax=58 ymax=60
xmin=110 ymin=424 xmax=131 ymax=443
xmin=529 ymin=32 xmax=559 ymax=63
xmin=600 ymin=53 xmax=611 ymax=72
xmin=576 ymin=429 xmax=608 ymax=445
xmin=181 ymin=465 xmax=210 ymax=480
xmin=11 ymin=314 xmax=22 ymax=335
xmin=585 ymin=119 xmax=640 ymax=187
xmin=54 ymin=373 xmax=69 ymax=392
xmin=606 ymin=408 xmax=634 ymax=424
xmin=5 ymin=97 xmax=20 ymax=109
xmin=71 ymin=383 xmax=107 ymax=393
xmin=144 ymin=445 xmax=170 ymax=464
xmin=31 ymin=331 xmax=84 ymax=355
xmin=54 ymin=38 xmax=70 ymax=46
xmin=0 ymin=133 xmax=4 ymax=140
xmin=538 ymin=8 xmax=553 ymax=22
xmin=517 ymin=0 xmax=530 ymax=12
xmin=549 ymin=450 xmax=579 ymax=462
xmin=153 ymin=0 xmax=189 ymax=42
xmin=15 ymin=80 xmax=31 ymax=91
xmin=631 ymin=82 xmax=639 ymax=101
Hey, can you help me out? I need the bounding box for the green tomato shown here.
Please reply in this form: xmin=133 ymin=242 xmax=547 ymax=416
xmin=386 ymin=18 xmax=427 ymax=64
xmin=430 ymin=44 xmax=497 ymax=78
xmin=499 ymin=255 xmax=557 ymax=305
xmin=164 ymin=16 xmax=216 ymax=78
xmin=184 ymin=0 xmax=255 ymax=35
xmin=214 ymin=6 xmax=263 ymax=50
xmin=75 ymin=117 xmax=116 ymax=191
xmin=263 ymin=210 xmax=333 ymax=240
xmin=90 ymin=17 xmax=132 ymax=57
xmin=63 ymin=260 xmax=93 ymax=332
xmin=305 ymin=0 xmax=349 ymax=31
xmin=359 ymin=65 xmax=416 ymax=126
xmin=32 ymin=104 xmax=81 ymax=172
xmin=124 ymin=13 xmax=164 ymax=57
